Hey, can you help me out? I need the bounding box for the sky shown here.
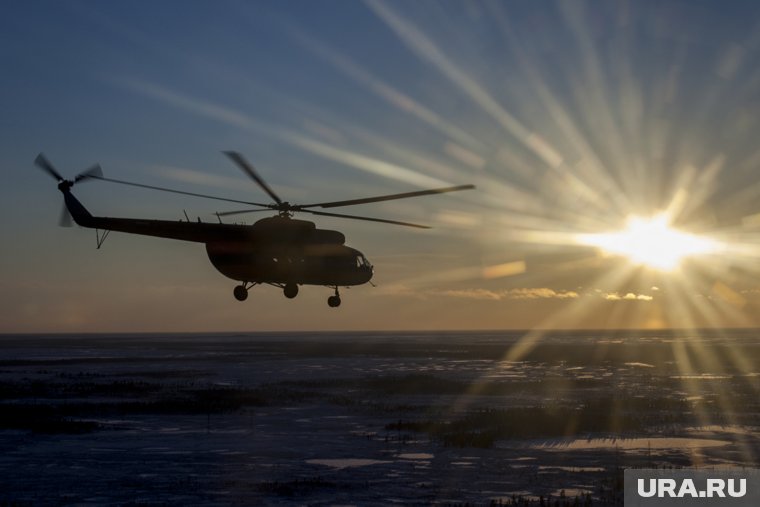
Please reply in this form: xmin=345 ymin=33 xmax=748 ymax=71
xmin=2 ymin=0 xmax=760 ymax=332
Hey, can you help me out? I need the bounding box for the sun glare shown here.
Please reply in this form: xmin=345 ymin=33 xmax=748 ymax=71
xmin=576 ymin=213 xmax=722 ymax=271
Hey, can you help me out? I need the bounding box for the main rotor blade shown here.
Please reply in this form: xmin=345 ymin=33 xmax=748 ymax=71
xmin=90 ymin=175 xmax=272 ymax=208
xmin=74 ymin=164 xmax=103 ymax=183
xmin=303 ymin=209 xmax=431 ymax=229
xmin=35 ymin=153 xmax=64 ymax=182
xmin=216 ymin=208 xmax=275 ymax=217
xmin=299 ymin=184 xmax=475 ymax=209
xmin=223 ymin=151 xmax=283 ymax=205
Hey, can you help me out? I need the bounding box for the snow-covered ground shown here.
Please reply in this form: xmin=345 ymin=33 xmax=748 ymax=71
xmin=0 ymin=331 xmax=758 ymax=505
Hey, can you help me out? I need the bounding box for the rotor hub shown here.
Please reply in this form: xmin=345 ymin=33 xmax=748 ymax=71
xmin=277 ymin=202 xmax=294 ymax=218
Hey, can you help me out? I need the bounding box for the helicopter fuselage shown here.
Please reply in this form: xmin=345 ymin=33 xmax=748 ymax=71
xmin=205 ymin=217 xmax=373 ymax=286
xmin=62 ymin=190 xmax=374 ymax=289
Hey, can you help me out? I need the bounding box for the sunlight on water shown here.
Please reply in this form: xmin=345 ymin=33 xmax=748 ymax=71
xmin=396 ymin=453 xmax=434 ymax=460
xmin=528 ymin=438 xmax=730 ymax=451
xmin=306 ymin=458 xmax=392 ymax=469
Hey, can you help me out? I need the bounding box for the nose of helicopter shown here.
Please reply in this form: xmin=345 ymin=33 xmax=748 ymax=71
xmin=359 ymin=254 xmax=373 ymax=284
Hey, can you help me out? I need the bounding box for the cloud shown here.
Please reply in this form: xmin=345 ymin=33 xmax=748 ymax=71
xmin=481 ymin=261 xmax=527 ymax=279
xmin=506 ymin=288 xmax=580 ymax=299
xmin=436 ymin=289 xmax=503 ymax=300
xmin=603 ymin=292 xmax=653 ymax=301
xmin=436 ymin=287 xmax=579 ymax=300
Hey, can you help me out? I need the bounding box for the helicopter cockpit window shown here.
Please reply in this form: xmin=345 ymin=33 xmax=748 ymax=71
xmin=356 ymin=255 xmax=370 ymax=268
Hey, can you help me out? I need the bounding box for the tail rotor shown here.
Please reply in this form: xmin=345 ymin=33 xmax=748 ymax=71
xmin=74 ymin=164 xmax=103 ymax=183
xmin=35 ymin=152 xmax=102 ymax=227
xmin=34 ymin=153 xmax=65 ymax=182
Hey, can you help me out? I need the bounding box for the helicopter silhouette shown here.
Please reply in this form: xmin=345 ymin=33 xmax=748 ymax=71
xmin=36 ymin=152 xmax=474 ymax=307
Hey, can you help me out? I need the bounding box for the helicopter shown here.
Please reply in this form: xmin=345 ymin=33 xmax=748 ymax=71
xmin=36 ymin=151 xmax=475 ymax=307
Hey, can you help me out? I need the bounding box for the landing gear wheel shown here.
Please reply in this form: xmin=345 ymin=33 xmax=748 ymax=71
xmin=283 ymin=283 xmax=299 ymax=299
xmin=233 ymin=285 xmax=248 ymax=301
xmin=327 ymin=295 xmax=341 ymax=308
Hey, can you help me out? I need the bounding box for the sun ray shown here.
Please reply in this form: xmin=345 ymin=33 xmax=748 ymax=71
xmin=288 ymin=27 xmax=485 ymax=153
xmin=364 ymin=0 xmax=567 ymax=170
xmin=485 ymin=1 xmax=634 ymax=217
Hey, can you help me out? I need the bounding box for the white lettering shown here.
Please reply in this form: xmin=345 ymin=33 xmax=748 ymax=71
xmin=660 ymin=479 xmax=677 ymax=497
xmin=677 ymin=479 xmax=698 ymax=497
xmin=638 ymin=479 xmax=657 ymax=497
xmin=634 ymin=475 xmax=749 ymax=499
xmin=728 ymin=478 xmax=746 ymax=498
xmin=707 ymin=478 xmax=726 ymax=497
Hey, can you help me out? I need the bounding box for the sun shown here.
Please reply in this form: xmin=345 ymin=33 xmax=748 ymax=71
xmin=576 ymin=213 xmax=722 ymax=271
